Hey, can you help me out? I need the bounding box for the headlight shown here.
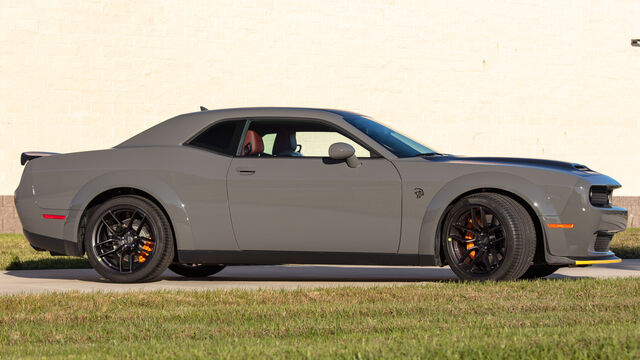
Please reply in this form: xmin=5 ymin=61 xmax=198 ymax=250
xmin=589 ymin=186 xmax=613 ymax=208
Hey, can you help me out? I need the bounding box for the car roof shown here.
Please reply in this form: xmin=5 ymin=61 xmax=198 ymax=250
xmin=116 ymin=107 xmax=363 ymax=148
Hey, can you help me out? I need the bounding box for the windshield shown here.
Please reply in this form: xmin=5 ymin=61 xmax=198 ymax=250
xmin=343 ymin=114 xmax=436 ymax=158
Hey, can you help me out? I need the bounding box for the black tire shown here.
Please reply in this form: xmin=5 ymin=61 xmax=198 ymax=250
xmin=442 ymin=193 xmax=536 ymax=281
xmin=169 ymin=264 xmax=225 ymax=278
xmin=85 ymin=195 xmax=174 ymax=283
xmin=519 ymin=264 xmax=560 ymax=279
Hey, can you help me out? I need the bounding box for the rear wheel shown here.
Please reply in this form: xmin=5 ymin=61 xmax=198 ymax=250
xmin=442 ymin=193 xmax=536 ymax=281
xmin=85 ymin=195 xmax=174 ymax=283
xmin=169 ymin=264 xmax=225 ymax=278
xmin=519 ymin=264 xmax=560 ymax=279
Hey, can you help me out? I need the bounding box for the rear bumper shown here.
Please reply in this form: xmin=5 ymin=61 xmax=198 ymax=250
xmin=23 ymin=229 xmax=82 ymax=257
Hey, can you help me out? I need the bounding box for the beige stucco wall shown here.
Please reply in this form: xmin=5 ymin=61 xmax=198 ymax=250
xmin=1 ymin=0 xmax=639 ymax=197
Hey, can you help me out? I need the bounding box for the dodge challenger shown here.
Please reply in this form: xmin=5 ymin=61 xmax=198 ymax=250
xmin=14 ymin=107 xmax=628 ymax=282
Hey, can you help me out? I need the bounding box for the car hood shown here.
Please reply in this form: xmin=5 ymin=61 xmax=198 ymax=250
xmin=423 ymin=155 xmax=596 ymax=174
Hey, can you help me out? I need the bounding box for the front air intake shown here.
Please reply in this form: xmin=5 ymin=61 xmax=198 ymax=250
xmin=594 ymin=232 xmax=613 ymax=252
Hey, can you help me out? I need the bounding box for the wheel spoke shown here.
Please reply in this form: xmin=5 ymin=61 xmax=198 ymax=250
xmin=458 ymin=246 xmax=478 ymax=263
xmin=126 ymin=210 xmax=138 ymax=231
xmin=450 ymin=234 xmax=474 ymax=244
xmin=470 ymin=208 xmax=482 ymax=231
xmin=119 ymin=250 xmax=124 ymax=272
xmin=108 ymin=210 xmax=122 ymax=226
xmin=479 ymin=207 xmax=486 ymax=229
xmin=97 ymin=245 xmax=123 ymax=258
xmin=129 ymin=251 xmax=134 ymax=273
xmin=490 ymin=247 xmax=500 ymax=267
xmin=135 ymin=215 xmax=147 ymax=236
xmin=100 ymin=218 xmax=116 ymax=235
xmin=454 ymin=224 xmax=479 ymax=236
xmin=469 ymin=248 xmax=485 ymax=268
xmin=95 ymin=238 xmax=118 ymax=247
xmin=492 ymin=236 xmax=505 ymax=244
xmin=481 ymin=250 xmax=492 ymax=271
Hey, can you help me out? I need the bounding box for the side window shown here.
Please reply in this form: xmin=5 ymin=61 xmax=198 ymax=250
xmin=240 ymin=119 xmax=372 ymax=158
xmin=296 ymin=131 xmax=369 ymax=157
xmin=188 ymin=120 xmax=244 ymax=155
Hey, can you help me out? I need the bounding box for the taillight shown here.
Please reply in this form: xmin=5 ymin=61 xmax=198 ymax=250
xmin=42 ymin=214 xmax=66 ymax=220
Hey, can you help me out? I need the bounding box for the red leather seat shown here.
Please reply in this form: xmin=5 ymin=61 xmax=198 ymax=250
xmin=241 ymin=130 xmax=264 ymax=156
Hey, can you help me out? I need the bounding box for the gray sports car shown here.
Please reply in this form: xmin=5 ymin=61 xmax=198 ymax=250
xmin=15 ymin=107 xmax=628 ymax=282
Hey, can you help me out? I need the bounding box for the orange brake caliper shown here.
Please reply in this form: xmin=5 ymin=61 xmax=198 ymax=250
xmin=138 ymin=239 xmax=154 ymax=263
xmin=465 ymin=218 xmax=476 ymax=259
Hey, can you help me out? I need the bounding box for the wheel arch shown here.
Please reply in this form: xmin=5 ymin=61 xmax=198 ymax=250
xmin=416 ymin=171 xmax=553 ymax=267
xmin=432 ymin=187 xmax=546 ymax=267
xmin=74 ymin=187 xmax=178 ymax=258
xmin=63 ymin=171 xmax=195 ymax=256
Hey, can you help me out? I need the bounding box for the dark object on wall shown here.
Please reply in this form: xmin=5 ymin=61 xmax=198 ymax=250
xmin=632 ymin=39 xmax=640 ymax=47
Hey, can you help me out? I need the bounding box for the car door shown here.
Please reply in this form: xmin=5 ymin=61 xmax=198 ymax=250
xmin=226 ymin=118 xmax=402 ymax=253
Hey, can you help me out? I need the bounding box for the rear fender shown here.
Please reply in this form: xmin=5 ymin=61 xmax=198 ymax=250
xmin=64 ymin=171 xmax=195 ymax=251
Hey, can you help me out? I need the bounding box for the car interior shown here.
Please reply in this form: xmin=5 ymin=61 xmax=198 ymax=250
xmin=240 ymin=121 xmax=370 ymax=158
xmin=241 ymin=128 xmax=303 ymax=157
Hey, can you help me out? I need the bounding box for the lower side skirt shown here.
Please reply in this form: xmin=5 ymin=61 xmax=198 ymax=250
xmin=179 ymin=250 xmax=436 ymax=267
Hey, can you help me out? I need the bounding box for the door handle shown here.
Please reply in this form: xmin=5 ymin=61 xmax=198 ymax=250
xmin=235 ymin=167 xmax=256 ymax=175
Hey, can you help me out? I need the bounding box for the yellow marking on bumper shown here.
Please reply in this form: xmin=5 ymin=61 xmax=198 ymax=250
xmin=574 ymin=259 xmax=622 ymax=265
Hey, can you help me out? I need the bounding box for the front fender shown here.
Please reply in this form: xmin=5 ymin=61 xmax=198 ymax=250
xmin=63 ymin=171 xmax=195 ymax=251
xmin=417 ymin=171 xmax=578 ymax=257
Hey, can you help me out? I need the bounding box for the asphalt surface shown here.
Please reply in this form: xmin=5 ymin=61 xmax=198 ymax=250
xmin=1 ymin=259 xmax=639 ymax=294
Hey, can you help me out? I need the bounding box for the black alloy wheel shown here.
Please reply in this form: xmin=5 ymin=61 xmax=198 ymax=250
xmin=85 ymin=196 xmax=174 ymax=283
xmin=443 ymin=193 xmax=536 ymax=281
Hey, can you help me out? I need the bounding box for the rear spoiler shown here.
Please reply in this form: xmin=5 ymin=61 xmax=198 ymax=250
xmin=21 ymin=152 xmax=58 ymax=165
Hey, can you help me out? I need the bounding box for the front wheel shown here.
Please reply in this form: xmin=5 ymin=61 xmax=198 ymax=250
xmin=85 ymin=195 xmax=175 ymax=283
xmin=169 ymin=264 xmax=225 ymax=278
xmin=442 ymin=193 xmax=536 ymax=281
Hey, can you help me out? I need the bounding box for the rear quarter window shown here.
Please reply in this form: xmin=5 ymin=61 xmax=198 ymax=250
xmin=188 ymin=120 xmax=245 ymax=156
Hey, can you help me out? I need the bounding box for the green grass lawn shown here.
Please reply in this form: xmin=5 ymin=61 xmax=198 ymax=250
xmin=0 ymin=278 xmax=638 ymax=359
xmin=609 ymin=228 xmax=640 ymax=258
xmin=0 ymin=228 xmax=639 ymax=270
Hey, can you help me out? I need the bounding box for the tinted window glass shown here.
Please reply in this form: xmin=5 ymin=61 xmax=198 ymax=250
xmin=189 ymin=121 xmax=244 ymax=155
xmin=342 ymin=114 xmax=435 ymax=157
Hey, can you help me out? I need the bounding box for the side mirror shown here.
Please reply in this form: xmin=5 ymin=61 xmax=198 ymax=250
xmin=328 ymin=142 xmax=361 ymax=168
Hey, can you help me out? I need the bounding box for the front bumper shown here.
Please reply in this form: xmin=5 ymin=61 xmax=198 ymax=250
xmin=542 ymin=183 xmax=627 ymax=266
xmin=572 ymin=257 xmax=621 ymax=265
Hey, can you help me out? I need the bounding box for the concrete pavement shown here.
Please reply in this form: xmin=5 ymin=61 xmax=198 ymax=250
xmin=1 ymin=259 xmax=639 ymax=295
